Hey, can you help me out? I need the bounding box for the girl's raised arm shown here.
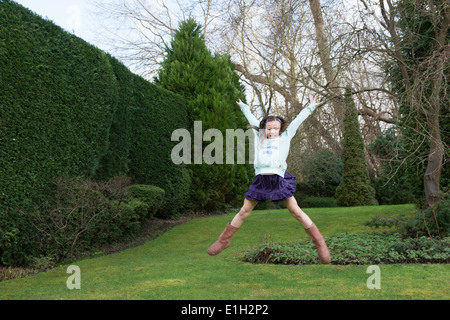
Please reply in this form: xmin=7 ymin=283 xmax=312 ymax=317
xmin=236 ymin=99 xmax=260 ymax=127
xmin=285 ymin=95 xmax=323 ymax=138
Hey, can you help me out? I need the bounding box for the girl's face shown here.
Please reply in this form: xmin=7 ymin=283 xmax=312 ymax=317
xmin=265 ymin=120 xmax=281 ymax=139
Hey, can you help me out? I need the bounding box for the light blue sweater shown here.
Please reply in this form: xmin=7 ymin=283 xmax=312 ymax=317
xmin=238 ymin=101 xmax=319 ymax=177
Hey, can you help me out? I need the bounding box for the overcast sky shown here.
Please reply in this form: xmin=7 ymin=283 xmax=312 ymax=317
xmin=13 ymin=0 xmax=109 ymax=52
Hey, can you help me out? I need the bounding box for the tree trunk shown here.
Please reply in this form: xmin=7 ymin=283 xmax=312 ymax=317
xmin=424 ymin=116 xmax=443 ymax=207
xmin=309 ymin=0 xmax=344 ymax=130
xmin=422 ymin=2 xmax=448 ymax=208
xmin=424 ymin=49 xmax=447 ymax=207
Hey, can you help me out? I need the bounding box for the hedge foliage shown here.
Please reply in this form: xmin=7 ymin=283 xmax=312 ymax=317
xmin=299 ymin=197 xmax=337 ymax=208
xmin=0 ymin=1 xmax=190 ymax=265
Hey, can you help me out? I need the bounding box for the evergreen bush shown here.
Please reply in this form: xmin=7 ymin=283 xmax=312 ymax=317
xmin=335 ymin=86 xmax=375 ymax=206
xmin=155 ymin=18 xmax=252 ymax=212
xmin=302 ymin=149 xmax=342 ymax=197
xmin=127 ymin=185 xmax=165 ymax=219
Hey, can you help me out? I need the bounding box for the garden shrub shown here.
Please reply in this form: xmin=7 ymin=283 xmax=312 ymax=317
xmin=411 ymin=200 xmax=450 ymax=238
xmin=18 ymin=176 xmax=168 ymax=263
xmin=302 ymin=149 xmax=342 ymax=197
xmin=20 ymin=176 xmax=137 ymax=262
xmin=293 ymin=181 xmax=313 ymax=204
xmin=127 ymin=185 xmax=165 ymax=219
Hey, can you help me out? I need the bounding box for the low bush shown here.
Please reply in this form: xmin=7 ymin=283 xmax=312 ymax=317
xmin=20 ymin=176 xmax=166 ymax=263
xmin=126 ymin=185 xmax=165 ymax=219
xmin=244 ymin=233 xmax=450 ymax=265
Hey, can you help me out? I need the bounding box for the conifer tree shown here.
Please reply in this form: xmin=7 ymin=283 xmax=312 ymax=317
xmin=335 ymin=86 xmax=375 ymax=206
xmin=155 ymin=18 xmax=251 ymax=212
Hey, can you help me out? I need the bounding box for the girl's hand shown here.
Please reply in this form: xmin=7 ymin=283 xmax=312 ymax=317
xmin=236 ymin=99 xmax=242 ymax=104
xmin=310 ymin=95 xmax=324 ymax=106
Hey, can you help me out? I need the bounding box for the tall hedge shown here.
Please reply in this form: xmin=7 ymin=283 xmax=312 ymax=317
xmin=95 ymin=56 xmax=134 ymax=180
xmin=95 ymin=57 xmax=191 ymax=217
xmin=0 ymin=1 xmax=116 ymax=211
xmin=0 ymin=1 xmax=190 ymax=265
xmin=127 ymin=74 xmax=191 ymax=216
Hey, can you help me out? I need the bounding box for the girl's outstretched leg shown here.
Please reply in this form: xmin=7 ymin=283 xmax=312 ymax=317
xmin=230 ymin=199 xmax=258 ymax=228
xmin=207 ymin=199 xmax=257 ymax=256
xmin=284 ymin=196 xmax=331 ymax=264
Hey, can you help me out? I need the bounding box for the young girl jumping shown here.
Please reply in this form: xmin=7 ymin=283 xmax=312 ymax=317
xmin=207 ymin=95 xmax=331 ymax=264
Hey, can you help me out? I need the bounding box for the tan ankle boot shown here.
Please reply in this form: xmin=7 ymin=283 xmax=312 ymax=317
xmin=305 ymin=223 xmax=331 ymax=264
xmin=207 ymin=223 xmax=239 ymax=256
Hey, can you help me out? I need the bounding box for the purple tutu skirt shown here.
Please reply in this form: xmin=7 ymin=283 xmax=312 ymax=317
xmin=245 ymin=172 xmax=296 ymax=203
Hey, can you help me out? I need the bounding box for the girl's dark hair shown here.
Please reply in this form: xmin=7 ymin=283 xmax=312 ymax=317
xmin=248 ymin=115 xmax=289 ymax=145
xmin=248 ymin=115 xmax=289 ymax=133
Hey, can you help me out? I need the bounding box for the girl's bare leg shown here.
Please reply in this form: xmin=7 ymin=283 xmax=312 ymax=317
xmin=283 ymin=196 xmax=313 ymax=229
xmin=207 ymin=199 xmax=258 ymax=256
xmin=230 ymin=199 xmax=258 ymax=228
xmin=283 ymin=196 xmax=330 ymax=264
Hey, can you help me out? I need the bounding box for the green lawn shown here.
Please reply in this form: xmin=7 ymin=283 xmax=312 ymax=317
xmin=0 ymin=204 xmax=448 ymax=300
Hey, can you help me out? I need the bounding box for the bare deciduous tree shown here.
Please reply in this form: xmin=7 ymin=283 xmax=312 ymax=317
xmin=93 ymin=0 xmax=411 ymax=182
xmin=360 ymin=0 xmax=449 ymax=207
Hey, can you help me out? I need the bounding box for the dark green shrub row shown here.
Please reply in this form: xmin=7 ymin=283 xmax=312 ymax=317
xmin=301 ymin=149 xmax=343 ymax=198
xmin=97 ymin=58 xmax=191 ymax=217
xmin=299 ymin=197 xmax=338 ymax=208
xmin=364 ymin=200 xmax=450 ymax=238
xmin=244 ymin=233 xmax=450 ymax=265
xmin=13 ymin=176 xmax=165 ymax=265
xmin=0 ymin=1 xmax=190 ymax=266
